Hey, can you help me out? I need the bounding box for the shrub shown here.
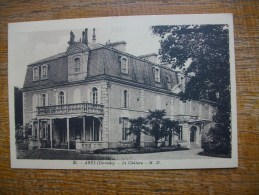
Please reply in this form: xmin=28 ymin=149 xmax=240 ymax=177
xmin=17 ymin=141 xmax=29 ymax=150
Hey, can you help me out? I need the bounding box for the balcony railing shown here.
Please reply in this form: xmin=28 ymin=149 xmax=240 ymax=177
xmin=37 ymin=103 xmax=104 ymax=116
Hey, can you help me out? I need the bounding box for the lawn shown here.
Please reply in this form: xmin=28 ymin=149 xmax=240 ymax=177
xmin=17 ymin=149 xmax=114 ymax=160
xmin=94 ymin=145 xmax=188 ymax=154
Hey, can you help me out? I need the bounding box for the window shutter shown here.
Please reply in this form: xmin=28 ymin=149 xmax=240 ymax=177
xmin=46 ymin=93 xmax=48 ymax=106
xmin=158 ymin=69 xmax=161 ymax=82
xmin=127 ymin=91 xmax=130 ymax=109
xmin=120 ymin=89 xmax=123 ymax=108
xmin=55 ymin=91 xmax=58 ymax=105
xmin=90 ymin=91 xmax=93 ymax=103
xmin=64 ymin=91 xmax=67 ymax=104
xmin=126 ymin=59 xmax=128 ymax=74
xmin=98 ymin=86 xmax=101 ymax=104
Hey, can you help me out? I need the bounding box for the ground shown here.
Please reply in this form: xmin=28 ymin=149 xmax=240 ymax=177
xmin=17 ymin=148 xmax=225 ymax=160
xmin=104 ymin=148 xmax=221 ymax=160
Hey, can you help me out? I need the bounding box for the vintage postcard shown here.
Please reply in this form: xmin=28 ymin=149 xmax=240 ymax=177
xmin=9 ymin=14 xmax=237 ymax=169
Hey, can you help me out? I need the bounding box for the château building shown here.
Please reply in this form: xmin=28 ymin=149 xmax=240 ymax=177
xmin=22 ymin=28 xmax=216 ymax=150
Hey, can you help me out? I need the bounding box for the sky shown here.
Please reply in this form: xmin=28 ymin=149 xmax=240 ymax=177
xmin=9 ymin=20 xmax=161 ymax=88
xmin=8 ymin=14 xmax=234 ymax=88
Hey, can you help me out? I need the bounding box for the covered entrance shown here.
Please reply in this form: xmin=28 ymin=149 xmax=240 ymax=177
xmin=30 ymin=102 xmax=105 ymax=150
xmin=31 ymin=116 xmax=103 ymax=150
xmin=190 ymin=126 xmax=197 ymax=143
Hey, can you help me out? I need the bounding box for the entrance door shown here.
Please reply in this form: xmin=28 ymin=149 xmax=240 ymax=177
xmin=190 ymin=126 xmax=197 ymax=142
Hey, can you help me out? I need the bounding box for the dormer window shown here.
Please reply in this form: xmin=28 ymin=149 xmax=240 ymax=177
xmin=153 ymin=66 xmax=160 ymax=82
xmin=33 ymin=67 xmax=39 ymax=81
xmin=120 ymin=56 xmax=128 ymax=74
xmin=41 ymin=64 xmax=48 ymax=79
xmin=74 ymin=57 xmax=81 ymax=73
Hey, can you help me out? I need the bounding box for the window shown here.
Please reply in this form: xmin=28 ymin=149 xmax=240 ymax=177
xmin=41 ymin=65 xmax=48 ymax=79
xmin=178 ymin=126 xmax=183 ymax=140
xmin=42 ymin=121 xmax=48 ymax=139
xmin=33 ymin=67 xmax=39 ymax=81
xmin=92 ymin=87 xmax=98 ymax=104
xmin=123 ymin=90 xmax=128 ymax=108
xmin=120 ymin=56 xmax=128 ymax=74
xmin=74 ymin=58 xmax=80 ymax=73
xmin=121 ymin=117 xmax=129 ymax=141
xmin=153 ymin=67 xmax=160 ymax=82
xmin=58 ymin=91 xmax=65 ymax=105
xmin=41 ymin=94 xmax=46 ymax=106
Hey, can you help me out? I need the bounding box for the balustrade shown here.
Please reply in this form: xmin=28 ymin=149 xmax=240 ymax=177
xmin=37 ymin=103 xmax=104 ymax=116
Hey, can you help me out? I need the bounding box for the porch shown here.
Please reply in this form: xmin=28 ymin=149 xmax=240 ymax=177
xmin=30 ymin=103 xmax=105 ymax=151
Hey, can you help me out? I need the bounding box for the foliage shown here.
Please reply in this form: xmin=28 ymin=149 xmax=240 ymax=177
xmin=15 ymin=123 xmax=31 ymax=150
xmin=162 ymin=118 xmax=180 ymax=146
xmin=17 ymin=149 xmax=114 ymax=160
xmin=14 ymin=87 xmax=23 ymax=126
xmin=152 ymin=25 xmax=231 ymax=155
xmin=127 ymin=117 xmax=148 ymax=147
xmin=94 ymin=145 xmax=188 ymax=154
xmin=15 ymin=123 xmax=31 ymax=143
xmin=146 ymin=109 xmax=167 ymax=147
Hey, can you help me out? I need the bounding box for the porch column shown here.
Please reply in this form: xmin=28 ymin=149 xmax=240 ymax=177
xmin=32 ymin=121 xmax=35 ymax=138
xmin=83 ymin=116 xmax=85 ymax=141
xmin=67 ymin=118 xmax=70 ymax=149
xmin=45 ymin=122 xmax=48 ymax=139
xmin=50 ymin=118 xmax=53 ymax=148
xmin=99 ymin=121 xmax=102 ymax=141
xmin=37 ymin=120 xmax=40 ymax=148
xmin=92 ymin=118 xmax=95 ymax=141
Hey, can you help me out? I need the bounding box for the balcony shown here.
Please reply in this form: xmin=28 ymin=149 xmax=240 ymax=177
xmin=37 ymin=103 xmax=104 ymax=116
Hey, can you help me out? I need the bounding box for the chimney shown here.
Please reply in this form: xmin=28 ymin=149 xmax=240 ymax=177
xmin=138 ymin=53 xmax=158 ymax=64
xmin=92 ymin=28 xmax=96 ymax=43
xmin=82 ymin=31 xmax=85 ymax=43
xmin=106 ymin=41 xmax=127 ymax=52
xmin=85 ymin=28 xmax=88 ymax=44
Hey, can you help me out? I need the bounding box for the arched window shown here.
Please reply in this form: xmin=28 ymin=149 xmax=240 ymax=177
xmin=33 ymin=67 xmax=39 ymax=81
xmin=123 ymin=90 xmax=128 ymax=108
xmin=92 ymin=87 xmax=98 ymax=104
xmin=120 ymin=56 xmax=128 ymax=74
xmin=58 ymin=91 xmax=65 ymax=105
xmin=74 ymin=58 xmax=80 ymax=73
xmin=41 ymin=65 xmax=48 ymax=79
xmin=41 ymin=94 xmax=46 ymax=106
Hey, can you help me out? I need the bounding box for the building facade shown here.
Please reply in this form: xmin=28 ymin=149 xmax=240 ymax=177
xmin=22 ymin=29 xmax=216 ymax=150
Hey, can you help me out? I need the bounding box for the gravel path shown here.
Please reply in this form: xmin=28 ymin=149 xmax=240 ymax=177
xmin=104 ymin=148 xmax=223 ymax=160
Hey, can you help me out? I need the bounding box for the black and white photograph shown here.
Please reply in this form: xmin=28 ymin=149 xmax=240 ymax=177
xmin=9 ymin=14 xmax=237 ymax=169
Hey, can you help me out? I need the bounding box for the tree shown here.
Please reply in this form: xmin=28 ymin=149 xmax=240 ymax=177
xmin=146 ymin=109 xmax=167 ymax=147
xmin=163 ymin=118 xmax=179 ymax=146
xmin=14 ymin=87 xmax=23 ymax=126
xmin=152 ymin=25 xmax=231 ymax=155
xmin=127 ymin=117 xmax=148 ymax=148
